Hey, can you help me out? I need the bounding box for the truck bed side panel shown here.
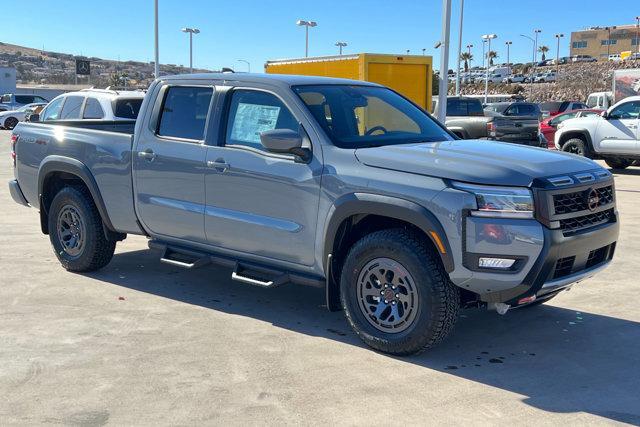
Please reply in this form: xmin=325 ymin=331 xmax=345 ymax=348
xmin=14 ymin=122 xmax=142 ymax=234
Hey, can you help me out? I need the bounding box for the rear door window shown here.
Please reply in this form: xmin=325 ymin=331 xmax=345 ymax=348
xmin=446 ymin=99 xmax=467 ymax=116
xmin=59 ymin=96 xmax=84 ymax=120
xmin=83 ymin=97 xmax=105 ymax=119
xmin=157 ymin=86 xmax=213 ymax=141
xmin=15 ymin=95 xmax=35 ymax=104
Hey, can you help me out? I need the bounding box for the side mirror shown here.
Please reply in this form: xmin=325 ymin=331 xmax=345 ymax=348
xmin=27 ymin=113 xmax=40 ymax=122
xmin=260 ymin=129 xmax=311 ymax=162
xmin=600 ymin=111 xmax=608 ymax=119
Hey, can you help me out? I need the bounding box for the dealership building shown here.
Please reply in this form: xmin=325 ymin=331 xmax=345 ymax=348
xmin=570 ymin=24 xmax=640 ymax=60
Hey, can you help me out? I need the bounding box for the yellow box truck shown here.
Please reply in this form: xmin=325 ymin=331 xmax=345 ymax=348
xmin=265 ymin=53 xmax=433 ymax=112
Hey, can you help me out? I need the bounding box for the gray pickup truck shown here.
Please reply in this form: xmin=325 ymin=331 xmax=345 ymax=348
xmin=8 ymin=73 xmax=619 ymax=355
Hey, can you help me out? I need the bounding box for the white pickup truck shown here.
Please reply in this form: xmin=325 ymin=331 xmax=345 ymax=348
xmin=555 ymin=96 xmax=640 ymax=169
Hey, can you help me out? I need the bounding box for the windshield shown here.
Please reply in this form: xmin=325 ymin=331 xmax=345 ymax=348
xmin=293 ymin=85 xmax=453 ymax=149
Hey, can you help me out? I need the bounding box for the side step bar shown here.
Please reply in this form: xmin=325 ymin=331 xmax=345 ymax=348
xmin=148 ymin=240 xmax=324 ymax=289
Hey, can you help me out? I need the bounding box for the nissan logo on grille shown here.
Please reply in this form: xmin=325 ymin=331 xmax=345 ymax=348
xmin=587 ymin=188 xmax=600 ymax=211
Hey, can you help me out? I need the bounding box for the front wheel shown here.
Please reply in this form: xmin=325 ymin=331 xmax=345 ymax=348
xmin=605 ymin=158 xmax=633 ymax=170
xmin=340 ymin=229 xmax=459 ymax=356
xmin=4 ymin=117 xmax=18 ymax=130
xmin=562 ymin=138 xmax=589 ymax=157
xmin=48 ymin=186 xmax=116 ymax=272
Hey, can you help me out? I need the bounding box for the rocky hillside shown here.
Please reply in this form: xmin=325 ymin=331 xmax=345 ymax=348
xmin=0 ymin=41 xmax=213 ymax=88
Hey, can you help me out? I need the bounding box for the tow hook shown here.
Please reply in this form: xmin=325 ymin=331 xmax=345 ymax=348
xmin=488 ymin=302 xmax=510 ymax=315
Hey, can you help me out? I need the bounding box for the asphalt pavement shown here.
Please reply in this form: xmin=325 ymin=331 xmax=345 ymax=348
xmin=0 ymin=130 xmax=638 ymax=425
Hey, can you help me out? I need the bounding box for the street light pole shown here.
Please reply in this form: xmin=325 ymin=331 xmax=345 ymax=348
xmin=181 ymin=28 xmax=200 ymax=73
xmin=296 ymin=20 xmax=317 ymax=57
xmin=555 ymin=33 xmax=564 ymax=73
xmin=436 ymin=0 xmax=452 ymax=122
xmin=237 ymin=59 xmax=250 ymax=73
xmin=505 ymin=41 xmax=512 ymax=74
xmin=482 ymin=34 xmax=497 ymax=104
xmin=520 ymin=34 xmax=535 ymax=99
xmin=481 ymin=39 xmax=487 ymax=69
xmin=455 ymin=0 xmax=465 ymax=96
xmin=534 ymin=29 xmax=542 ymax=64
xmin=636 ymin=16 xmax=640 ymax=55
xmin=154 ymin=0 xmax=159 ymax=78
xmin=335 ymin=41 xmax=347 ymax=55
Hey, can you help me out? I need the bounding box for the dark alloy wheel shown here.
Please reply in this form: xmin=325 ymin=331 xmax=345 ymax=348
xmin=340 ymin=229 xmax=459 ymax=356
xmin=48 ymin=186 xmax=116 ymax=272
xmin=561 ymin=138 xmax=588 ymax=157
xmin=4 ymin=117 xmax=18 ymax=130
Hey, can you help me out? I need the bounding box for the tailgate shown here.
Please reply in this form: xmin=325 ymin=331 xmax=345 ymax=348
xmin=493 ymin=116 xmax=539 ymax=143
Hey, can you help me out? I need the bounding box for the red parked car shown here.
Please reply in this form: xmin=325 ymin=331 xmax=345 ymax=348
xmin=539 ymin=101 xmax=590 ymax=117
xmin=539 ymin=109 xmax=603 ymax=149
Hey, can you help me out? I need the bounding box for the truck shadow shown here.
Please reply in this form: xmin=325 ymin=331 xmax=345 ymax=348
xmin=90 ymin=247 xmax=640 ymax=424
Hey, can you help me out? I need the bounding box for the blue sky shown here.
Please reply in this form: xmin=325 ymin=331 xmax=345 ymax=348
xmin=3 ymin=0 xmax=637 ymax=72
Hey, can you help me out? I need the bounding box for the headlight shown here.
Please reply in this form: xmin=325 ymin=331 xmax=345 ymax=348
xmin=452 ymin=182 xmax=535 ymax=219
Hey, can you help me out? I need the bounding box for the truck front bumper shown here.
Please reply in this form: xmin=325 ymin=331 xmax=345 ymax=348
xmin=8 ymin=179 xmax=29 ymax=207
xmin=481 ymin=217 xmax=619 ymax=305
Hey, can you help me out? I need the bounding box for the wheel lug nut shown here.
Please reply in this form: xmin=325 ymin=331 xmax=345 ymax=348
xmin=384 ymin=300 xmax=388 ymax=304
xmin=391 ymin=301 xmax=396 ymax=305
xmin=395 ymin=293 xmax=399 ymax=298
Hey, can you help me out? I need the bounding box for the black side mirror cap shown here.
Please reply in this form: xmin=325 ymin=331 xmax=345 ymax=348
xmin=27 ymin=113 xmax=40 ymax=122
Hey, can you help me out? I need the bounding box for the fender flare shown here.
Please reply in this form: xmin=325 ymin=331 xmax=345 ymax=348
xmin=323 ymin=193 xmax=454 ymax=273
xmin=37 ymin=156 xmax=116 ymax=233
xmin=447 ymin=126 xmax=470 ymax=139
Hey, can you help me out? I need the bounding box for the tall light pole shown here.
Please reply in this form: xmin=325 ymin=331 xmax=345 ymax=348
xmin=335 ymin=41 xmax=347 ymax=55
xmin=636 ymin=16 xmax=640 ymax=55
xmin=534 ymin=29 xmax=542 ymax=64
xmin=520 ymin=34 xmax=536 ymax=99
xmin=154 ymin=0 xmax=159 ymax=78
xmin=422 ymin=48 xmax=426 ymax=55
xmin=505 ymin=41 xmax=512 ymax=74
xmin=296 ymin=20 xmax=317 ymax=57
xmin=455 ymin=0 xmax=465 ymax=96
xmin=436 ymin=0 xmax=452 ymax=122
xmin=466 ymin=44 xmax=473 ymax=73
xmin=481 ymin=39 xmax=487 ymax=69
xmin=181 ymin=27 xmax=200 ymax=73
xmin=604 ymin=26 xmax=616 ymax=58
xmin=482 ymin=34 xmax=497 ymax=104
xmin=554 ymin=33 xmax=564 ymax=73
xmin=237 ymin=59 xmax=250 ymax=73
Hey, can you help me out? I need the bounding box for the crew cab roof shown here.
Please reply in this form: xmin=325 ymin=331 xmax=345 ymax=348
xmin=159 ymin=72 xmax=381 ymax=88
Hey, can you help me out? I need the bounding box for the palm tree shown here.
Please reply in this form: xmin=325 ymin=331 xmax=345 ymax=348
xmin=538 ymin=45 xmax=550 ymax=61
xmin=487 ymin=51 xmax=498 ymax=66
xmin=460 ymin=52 xmax=473 ymax=72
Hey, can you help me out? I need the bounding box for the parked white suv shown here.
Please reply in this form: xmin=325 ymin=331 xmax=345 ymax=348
xmin=555 ymin=96 xmax=640 ymax=169
xmin=535 ymin=72 xmax=557 ymax=83
xmin=34 ymin=89 xmax=145 ymax=122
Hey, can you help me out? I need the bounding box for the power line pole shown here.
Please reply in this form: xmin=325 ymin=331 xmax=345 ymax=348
xmin=154 ymin=0 xmax=159 ymax=79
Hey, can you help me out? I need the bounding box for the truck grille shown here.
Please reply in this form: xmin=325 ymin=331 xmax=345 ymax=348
xmin=553 ymin=185 xmax=613 ymax=214
xmin=559 ymin=208 xmax=615 ymax=234
xmin=537 ymin=177 xmax=616 ymax=235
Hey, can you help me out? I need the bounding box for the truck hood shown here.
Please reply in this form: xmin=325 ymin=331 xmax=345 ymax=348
xmin=354 ymin=140 xmax=600 ymax=187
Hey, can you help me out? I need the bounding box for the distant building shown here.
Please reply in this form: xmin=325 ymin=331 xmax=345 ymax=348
xmin=570 ymin=24 xmax=640 ymax=60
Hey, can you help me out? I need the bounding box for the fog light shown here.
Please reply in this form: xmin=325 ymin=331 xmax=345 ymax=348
xmin=478 ymin=257 xmax=516 ymax=269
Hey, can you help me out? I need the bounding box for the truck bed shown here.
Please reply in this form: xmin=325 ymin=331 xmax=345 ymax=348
xmin=13 ymin=121 xmax=141 ymax=234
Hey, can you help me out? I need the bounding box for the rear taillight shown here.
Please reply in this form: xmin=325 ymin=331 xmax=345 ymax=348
xmin=487 ymin=122 xmax=496 ymax=136
xmin=10 ymin=133 xmax=18 ymax=167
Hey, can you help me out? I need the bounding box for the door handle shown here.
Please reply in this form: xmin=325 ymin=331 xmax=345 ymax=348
xmin=137 ymin=149 xmax=156 ymax=161
xmin=207 ymin=158 xmax=230 ymax=172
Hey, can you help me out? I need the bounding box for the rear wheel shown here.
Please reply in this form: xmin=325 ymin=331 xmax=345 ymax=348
xmin=340 ymin=229 xmax=459 ymax=356
xmin=562 ymin=137 xmax=588 ymax=157
xmin=4 ymin=117 xmax=18 ymax=130
xmin=605 ymin=158 xmax=633 ymax=170
xmin=48 ymin=186 xmax=116 ymax=272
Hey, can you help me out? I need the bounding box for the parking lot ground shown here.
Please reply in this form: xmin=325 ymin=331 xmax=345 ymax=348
xmin=0 ymin=129 xmax=639 ymax=425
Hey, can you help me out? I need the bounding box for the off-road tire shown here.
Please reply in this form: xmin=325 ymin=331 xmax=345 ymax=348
xmin=48 ymin=186 xmax=116 ymax=272
xmin=340 ymin=229 xmax=459 ymax=356
xmin=605 ymin=158 xmax=633 ymax=170
xmin=561 ymin=137 xmax=589 ymax=157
